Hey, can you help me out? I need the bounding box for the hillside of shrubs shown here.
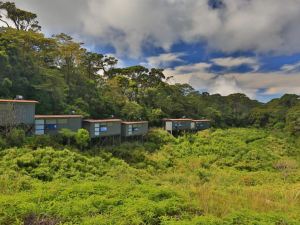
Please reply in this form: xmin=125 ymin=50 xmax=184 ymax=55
xmin=0 ymin=128 xmax=299 ymax=225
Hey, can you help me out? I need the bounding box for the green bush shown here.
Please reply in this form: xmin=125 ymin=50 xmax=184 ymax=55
xmin=0 ymin=136 xmax=6 ymax=150
xmin=0 ymin=128 xmax=300 ymax=224
xmin=146 ymin=128 xmax=175 ymax=151
xmin=59 ymin=128 xmax=76 ymax=145
xmin=6 ymin=128 xmax=25 ymax=147
xmin=75 ymin=129 xmax=90 ymax=150
xmin=26 ymin=135 xmax=58 ymax=149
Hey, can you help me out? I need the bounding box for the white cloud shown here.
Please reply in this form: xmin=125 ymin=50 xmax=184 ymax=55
xmin=165 ymin=61 xmax=300 ymax=100
xmin=12 ymin=0 xmax=300 ymax=56
xmin=211 ymin=57 xmax=259 ymax=71
xmin=143 ymin=52 xmax=185 ymax=68
xmin=281 ymin=61 xmax=300 ymax=72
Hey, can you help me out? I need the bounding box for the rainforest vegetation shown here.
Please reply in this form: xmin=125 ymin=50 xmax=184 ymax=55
xmin=0 ymin=128 xmax=300 ymax=224
xmin=0 ymin=2 xmax=300 ymax=225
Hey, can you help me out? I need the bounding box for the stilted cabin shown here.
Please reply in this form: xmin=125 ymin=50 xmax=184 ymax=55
xmin=192 ymin=119 xmax=211 ymax=131
xmin=163 ymin=118 xmax=193 ymax=133
xmin=0 ymin=99 xmax=38 ymax=127
xmin=121 ymin=121 xmax=149 ymax=137
xmin=83 ymin=119 xmax=122 ymax=138
xmin=35 ymin=115 xmax=83 ymax=135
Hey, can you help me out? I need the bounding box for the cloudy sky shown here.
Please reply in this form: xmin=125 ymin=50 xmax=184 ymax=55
xmin=12 ymin=0 xmax=300 ymax=102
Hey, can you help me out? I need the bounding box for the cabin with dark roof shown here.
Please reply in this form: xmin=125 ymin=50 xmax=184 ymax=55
xmin=0 ymin=99 xmax=38 ymax=127
xmin=34 ymin=115 xmax=83 ymax=135
xmin=163 ymin=118 xmax=193 ymax=133
xmin=83 ymin=119 xmax=122 ymax=138
xmin=121 ymin=121 xmax=148 ymax=137
xmin=192 ymin=119 xmax=211 ymax=131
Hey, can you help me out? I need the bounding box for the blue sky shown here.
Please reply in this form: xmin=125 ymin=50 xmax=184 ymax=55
xmin=13 ymin=0 xmax=300 ymax=102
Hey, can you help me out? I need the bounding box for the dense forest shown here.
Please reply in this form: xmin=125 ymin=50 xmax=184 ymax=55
xmin=1 ymin=1 xmax=300 ymax=134
xmin=0 ymin=2 xmax=300 ymax=225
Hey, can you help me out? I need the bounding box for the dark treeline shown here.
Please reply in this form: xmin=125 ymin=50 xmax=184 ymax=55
xmin=0 ymin=2 xmax=300 ymax=134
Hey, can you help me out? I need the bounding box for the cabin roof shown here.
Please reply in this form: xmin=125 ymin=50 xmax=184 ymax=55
xmin=0 ymin=99 xmax=39 ymax=103
xmin=84 ymin=119 xmax=122 ymax=123
xmin=122 ymin=121 xmax=148 ymax=125
xmin=192 ymin=119 xmax=211 ymax=122
xmin=35 ymin=115 xmax=83 ymax=119
xmin=162 ymin=118 xmax=193 ymax=122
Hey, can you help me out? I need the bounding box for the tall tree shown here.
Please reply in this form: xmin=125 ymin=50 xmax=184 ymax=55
xmin=0 ymin=1 xmax=41 ymax=31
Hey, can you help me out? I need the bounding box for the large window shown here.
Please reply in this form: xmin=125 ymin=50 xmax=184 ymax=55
xmin=128 ymin=124 xmax=142 ymax=135
xmin=94 ymin=123 xmax=108 ymax=136
xmin=35 ymin=119 xmax=45 ymax=135
xmin=45 ymin=119 xmax=57 ymax=130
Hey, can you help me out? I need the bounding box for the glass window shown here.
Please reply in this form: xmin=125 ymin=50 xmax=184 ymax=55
xmin=45 ymin=124 xmax=57 ymax=130
xmin=100 ymin=126 xmax=108 ymax=132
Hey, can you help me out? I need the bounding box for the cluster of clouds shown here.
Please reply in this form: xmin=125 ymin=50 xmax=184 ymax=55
xmin=11 ymin=0 xmax=300 ymax=101
xmin=163 ymin=55 xmax=300 ymax=100
xmin=13 ymin=0 xmax=300 ymax=57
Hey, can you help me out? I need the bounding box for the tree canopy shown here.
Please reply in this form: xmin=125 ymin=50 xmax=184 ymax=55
xmin=0 ymin=1 xmax=299 ymax=135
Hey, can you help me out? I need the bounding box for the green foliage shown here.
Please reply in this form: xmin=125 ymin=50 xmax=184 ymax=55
xmin=75 ymin=129 xmax=90 ymax=150
xmin=25 ymin=135 xmax=59 ymax=149
xmin=0 ymin=128 xmax=300 ymax=224
xmin=0 ymin=135 xmax=6 ymax=149
xmin=121 ymin=101 xmax=144 ymax=120
xmin=59 ymin=128 xmax=76 ymax=145
xmin=285 ymin=105 xmax=300 ymax=135
xmin=146 ymin=128 xmax=176 ymax=151
xmin=6 ymin=128 xmax=25 ymax=147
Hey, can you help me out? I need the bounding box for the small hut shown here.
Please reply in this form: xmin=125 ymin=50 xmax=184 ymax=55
xmin=192 ymin=119 xmax=211 ymax=131
xmin=83 ymin=119 xmax=122 ymax=138
xmin=0 ymin=99 xmax=38 ymax=127
xmin=163 ymin=118 xmax=193 ymax=133
xmin=34 ymin=115 xmax=83 ymax=135
xmin=121 ymin=121 xmax=148 ymax=137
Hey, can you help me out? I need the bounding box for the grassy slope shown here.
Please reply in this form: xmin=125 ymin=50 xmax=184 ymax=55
xmin=0 ymin=128 xmax=300 ymax=225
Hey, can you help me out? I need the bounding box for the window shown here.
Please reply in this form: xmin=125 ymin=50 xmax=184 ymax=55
xmin=95 ymin=123 xmax=100 ymax=136
xmin=45 ymin=124 xmax=57 ymax=130
xmin=132 ymin=125 xmax=140 ymax=132
xmin=35 ymin=119 xmax=44 ymax=135
xmin=128 ymin=125 xmax=133 ymax=135
xmin=100 ymin=126 xmax=108 ymax=132
xmin=45 ymin=119 xmax=57 ymax=130
xmin=94 ymin=123 xmax=108 ymax=136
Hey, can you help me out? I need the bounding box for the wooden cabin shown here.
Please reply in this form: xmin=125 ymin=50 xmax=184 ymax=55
xmin=192 ymin=119 xmax=211 ymax=131
xmin=83 ymin=119 xmax=122 ymax=138
xmin=35 ymin=115 xmax=83 ymax=135
xmin=121 ymin=121 xmax=148 ymax=137
xmin=163 ymin=118 xmax=193 ymax=133
xmin=0 ymin=99 xmax=38 ymax=127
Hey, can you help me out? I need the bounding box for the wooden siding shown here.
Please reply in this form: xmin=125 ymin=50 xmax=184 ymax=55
xmin=0 ymin=102 xmax=35 ymax=126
